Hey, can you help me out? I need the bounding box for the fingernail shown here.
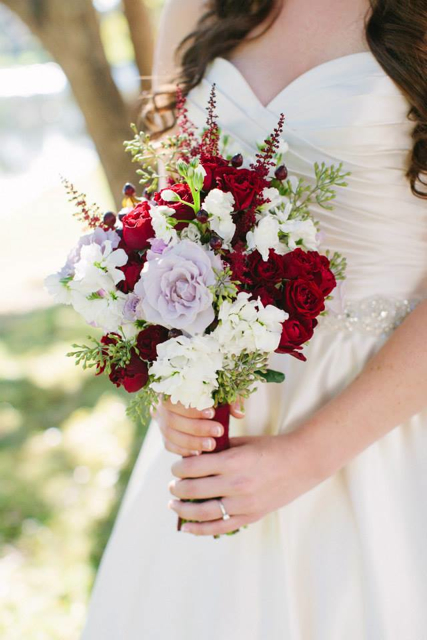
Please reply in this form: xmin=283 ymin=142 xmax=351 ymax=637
xmin=190 ymin=450 xmax=200 ymax=456
xmin=167 ymin=500 xmax=174 ymax=510
xmin=211 ymin=425 xmax=223 ymax=437
xmin=235 ymin=408 xmax=245 ymax=417
xmin=203 ymin=408 xmax=215 ymax=419
xmin=203 ymin=438 xmax=215 ymax=450
xmin=181 ymin=524 xmax=191 ymax=533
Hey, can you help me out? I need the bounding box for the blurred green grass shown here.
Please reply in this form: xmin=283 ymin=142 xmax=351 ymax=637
xmin=0 ymin=305 xmax=150 ymax=639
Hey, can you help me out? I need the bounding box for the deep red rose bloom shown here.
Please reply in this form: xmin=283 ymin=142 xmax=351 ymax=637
xmin=136 ymin=325 xmax=169 ymax=362
xmin=109 ymin=350 xmax=148 ymax=393
xmin=215 ymin=166 xmax=269 ymax=210
xmin=283 ymin=279 xmax=325 ymax=319
xmin=281 ymin=248 xmax=314 ymax=280
xmin=275 ymin=317 xmax=317 ymax=361
xmin=121 ymin=201 xmax=154 ymax=251
xmin=201 ymin=155 xmax=230 ymax=191
xmin=117 ymin=260 xmax=145 ymax=294
xmin=307 ymin=252 xmax=337 ymax=296
xmin=154 ymin=183 xmax=195 ymax=229
xmin=282 ymin=248 xmax=336 ymax=297
xmin=252 ymin=284 xmax=281 ymax=306
xmin=247 ymin=250 xmax=284 ymax=284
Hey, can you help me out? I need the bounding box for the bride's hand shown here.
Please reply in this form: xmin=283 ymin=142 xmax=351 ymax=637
xmin=168 ymin=432 xmax=324 ymax=536
xmin=153 ymin=399 xmax=245 ymax=458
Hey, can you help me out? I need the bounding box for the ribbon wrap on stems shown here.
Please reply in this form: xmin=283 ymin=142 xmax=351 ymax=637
xmin=177 ymin=404 xmax=231 ymax=532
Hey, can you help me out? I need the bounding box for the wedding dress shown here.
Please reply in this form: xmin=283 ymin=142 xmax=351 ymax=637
xmin=81 ymin=52 xmax=427 ymax=639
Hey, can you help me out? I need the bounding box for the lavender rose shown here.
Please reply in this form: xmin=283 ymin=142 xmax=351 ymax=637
xmin=134 ymin=240 xmax=220 ymax=335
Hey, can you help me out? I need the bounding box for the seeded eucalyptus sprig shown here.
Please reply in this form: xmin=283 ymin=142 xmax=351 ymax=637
xmin=67 ymin=333 xmax=136 ymax=374
xmin=214 ymin=353 xmax=285 ymax=406
xmin=272 ymin=162 xmax=350 ymax=221
xmin=210 ymin=267 xmax=239 ymax=308
xmin=124 ymin=124 xmax=184 ymax=193
xmin=127 ymin=387 xmax=159 ymax=423
xmin=326 ymin=250 xmax=347 ymax=281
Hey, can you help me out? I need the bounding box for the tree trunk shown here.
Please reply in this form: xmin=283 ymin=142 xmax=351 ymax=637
xmin=122 ymin=0 xmax=154 ymax=93
xmin=1 ymin=0 xmax=139 ymax=208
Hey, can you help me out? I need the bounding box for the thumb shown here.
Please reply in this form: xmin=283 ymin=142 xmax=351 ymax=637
xmin=230 ymin=398 xmax=245 ymax=419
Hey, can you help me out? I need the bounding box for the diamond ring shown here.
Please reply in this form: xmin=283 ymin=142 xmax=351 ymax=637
xmin=217 ymin=499 xmax=230 ymax=521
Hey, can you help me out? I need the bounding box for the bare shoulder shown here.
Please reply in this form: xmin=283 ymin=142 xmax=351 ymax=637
xmin=152 ymin=0 xmax=209 ymax=89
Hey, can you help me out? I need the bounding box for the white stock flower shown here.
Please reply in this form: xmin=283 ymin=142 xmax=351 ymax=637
xmin=44 ymin=269 xmax=73 ymax=305
xmin=149 ymin=205 xmax=178 ymax=245
xmin=70 ymin=289 xmax=128 ymax=332
xmin=212 ymin=292 xmax=288 ymax=356
xmin=203 ymin=188 xmax=236 ymax=244
xmin=45 ymin=227 xmax=122 ymax=304
xmin=149 ymin=335 xmax=223 ymax=410
xmin=71 ymin=241 xmax=127 ymax=296
xmin=259 ymin=187 xmax=285 ymax=212
xmin=180 ymin=223 xmax=201 ymax=243
xmin=246 ymin=215 xmax=285 ymax=261
xmin=280 ymin=219 xmax=319 ymax=250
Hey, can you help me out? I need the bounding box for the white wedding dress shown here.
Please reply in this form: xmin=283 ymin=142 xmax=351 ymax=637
xmin=81 ymin=53 xmax=427 ymax=639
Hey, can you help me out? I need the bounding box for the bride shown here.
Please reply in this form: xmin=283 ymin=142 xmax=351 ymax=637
xmin=81 ymin=0 xmax=427 ymax=638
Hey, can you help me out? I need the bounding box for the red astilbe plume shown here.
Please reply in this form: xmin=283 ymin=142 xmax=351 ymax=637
xmin=250 ymin=112 xmax=286 ymax=179
xmin=200 ymin=84 xmax=220 ymax=158
xmin=60 ymin=176 xmax=107 ymax=230
xmin=176 ymin=85 xmax=199 ymax=159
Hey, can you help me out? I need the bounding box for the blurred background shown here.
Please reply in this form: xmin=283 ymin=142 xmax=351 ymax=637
xmin=0 ymin=1 xmax=164 ymax=637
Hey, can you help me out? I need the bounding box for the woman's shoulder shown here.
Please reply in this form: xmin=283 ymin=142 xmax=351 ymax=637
xmin=152 ymin=0 xmax=208 ymax=89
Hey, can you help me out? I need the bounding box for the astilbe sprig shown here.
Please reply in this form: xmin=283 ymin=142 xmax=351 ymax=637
xmin=200 ymin=84 xmax=220 ymax=157
xmin=60 ymin=176 xmax=105 ymax=230
xmin=175 ymin=85 xmax=200 ymax=159
xmin=250 ymin=112 xmax=286 ymax=179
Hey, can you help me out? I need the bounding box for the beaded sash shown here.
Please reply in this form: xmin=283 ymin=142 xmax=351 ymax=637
xmin=319 ymin=296 xmax=421 ymax=337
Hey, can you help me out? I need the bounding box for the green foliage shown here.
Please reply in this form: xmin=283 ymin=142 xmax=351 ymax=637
xmin=326 ymin=250 xmax=348 ymax=281
xmin=273 ymin=161 xmax=350 ymax=220
xmin=256 ymin=368 xmax=286 ymax=384
xmin=124 ymin=123 xmax=183 ymax=193
xmin=215 ymin=352 xmax=270 ymax=406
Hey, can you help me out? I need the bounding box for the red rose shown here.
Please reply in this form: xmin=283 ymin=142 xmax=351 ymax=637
xmin=117 ymin=259 xmax=145 ymax=294
xmin=283 ymin=279 xmax=325 ymax=318
xmin=215 ymin=166 xmax=268 ymax=210
xmin=252 ymin=284 xmax=280 ymax=306
xmin=201 ymin=155 xmax=230 ymax=191
xmin=307 ymin=252 xmax=336 ymax=296
xmin=109 ymin=350 xmax=148 ymax=393
xmin=154 ymin=183 xmax=195 ymax=228
xmin=282 ymin=249 xmax=337 ymax=297
xmin=281 ymin=248 xmax=314 ymax=280
xmin=247 ymin=250 xmax=284 ymax=284
xmin=275 ymin=317 xmax=317 ymax=361
xmin=122 ymin=201 xmax=154 ymax=251
xmin=136 ymin=325 xmax=169 ymax=362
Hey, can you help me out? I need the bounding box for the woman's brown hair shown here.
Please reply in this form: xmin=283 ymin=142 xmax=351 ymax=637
xmin=146 ymin=0 xmax=427 ymax=198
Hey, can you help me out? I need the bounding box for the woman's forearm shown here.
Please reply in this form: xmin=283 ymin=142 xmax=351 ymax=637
xmin=295 ymin=299 xmax=427 ymax=480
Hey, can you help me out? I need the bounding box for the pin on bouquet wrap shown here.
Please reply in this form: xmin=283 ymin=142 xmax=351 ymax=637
xmin=46 ymin=85 xmax=349 ymax=537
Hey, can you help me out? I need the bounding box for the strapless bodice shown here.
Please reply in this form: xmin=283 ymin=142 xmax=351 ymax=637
xmin=186 ymin=53 xmax=427 ymax=301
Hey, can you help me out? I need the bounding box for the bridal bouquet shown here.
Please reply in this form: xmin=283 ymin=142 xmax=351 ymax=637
xmin=46 ymin=86 xmax=347 ymax=532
